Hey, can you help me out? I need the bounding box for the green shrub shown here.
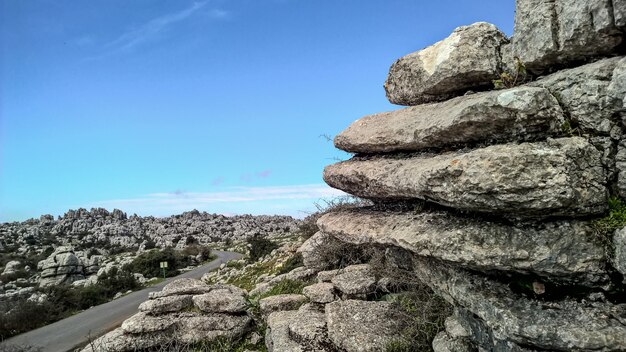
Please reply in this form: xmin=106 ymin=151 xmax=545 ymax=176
xmin=247 ymin=235 xmax=278 ymax=263
xmin=128 ymin=248 xmax=195 ymax=278
xmin=593 ymin=196 xmax=626 ymax=256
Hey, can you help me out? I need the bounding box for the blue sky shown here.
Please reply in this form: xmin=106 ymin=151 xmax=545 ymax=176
xmin=0 ymin=0 xmax=515 ymax=221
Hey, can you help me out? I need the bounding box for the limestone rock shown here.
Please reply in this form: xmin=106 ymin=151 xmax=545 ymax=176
xmin=385 ymin=22 xmax=507 ymax=105
xmin=288 ymin=304 xmax=333 ymax=351
xmin=265 ymin=310 xmax=305 ymax=352
xmin=325 ymin=300 xmax=410 ymax=352
xmin=303 ymin=283 xmax=337 ymax=304
xmin=413 ymin=258 xmax=626 ymax=351
xmin=177 ymin=314 xmax=252 ymax=344
xmin=121 ymin=312 xmax=176 ymax=334
xmin=149 ymin=278 xmax=211 ymax=299
xmin=259 ymin=294 xmax=308 ymax=318
xmin=192 ymin=285 xmax=247 ymax=313
xmin=432 ymin=331 xmax=475 ymax=352
xmin=80 ymin=327 xmax=168 ymax=352
xmin=512 ymin=0 xmax=624 ymax=73
xmin=529 ymin=57 xmax=624 ymax=136
xmin=614 ymin=227 xmax=626 ymax=281
xmin=138 ymin=295 xmax=193 ymax=315
xmin=318 ymin=209 xmax=610 ymax=285
xmin=324 ymin=137 xmax=607 ymax=218
xmin=38 ymin=247 xmax=84 ymax=287
xmin=330 ymin=264 xmax=377 ymax=298
xmin=336 ymin=86 xmax=564 ymax=153
xmin=2 ymin=260 xmax=21 ymax=275
xmin=297 ymin=231 xmax=345 ymax=271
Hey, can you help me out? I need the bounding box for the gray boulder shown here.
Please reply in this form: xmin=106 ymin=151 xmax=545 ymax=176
xmin=2 ymin=260 xmax=21 ymax=275
xmin=614 ymin=227 xmax=626 ymax=282
xmin=38 ymin=247 xmax=84 ymax=287
xmin=302 ymin=283 xmax=338 ymax=304
xmin=413 ymin=258 xmax=626 ymax=351
xmin=330 ymin=264 xmax=377 ymax=298
xmin=432 ymin=331 xmax=474 ymax=352
xmin=385 ymin=22 xmax=507 ymax=105
xmin=511 ymin=0 xmax=624 ymax=73
xmin=177 ymin=314 xmax=252 ymax=344
xmin=324 ymin=137 xmax=607 ymax=218
xmin=325 ymin=300 xmax=410 ymax=352
xmin=336 ymin=86 xmax=564 ymax=153
xmin=121 ymin=312 xmax=176 ymax=334
xmin=318 ymin=209 xmax=609 ymax=285
xmin=149 ymin=278 xmax=212 ymax=299
xmin=265 ymin=310 xmax=306 ymax=352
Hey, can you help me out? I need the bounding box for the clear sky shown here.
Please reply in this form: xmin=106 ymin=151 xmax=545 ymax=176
xmin=0 ymin=0 xmax=515 ymax=222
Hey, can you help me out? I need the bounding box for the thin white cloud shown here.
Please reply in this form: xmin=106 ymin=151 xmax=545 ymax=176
xmin=102 ymin=1 xmax=209 ymax=54
xmin=87 ymin=184 xmax=345 ymax=217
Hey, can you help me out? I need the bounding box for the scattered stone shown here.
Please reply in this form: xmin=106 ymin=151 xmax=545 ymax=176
xmin=330 ymin=265 xmax=376 ymax=298
xmin=336 ymin=86 xmax=564 ymax=153
xmin=324 ymin=137 xmax=607 ymax=218
xmin=265 ymin=310 xmax=306 ymax=352
xmin=385 ymin=22 xmax=508 ymax=105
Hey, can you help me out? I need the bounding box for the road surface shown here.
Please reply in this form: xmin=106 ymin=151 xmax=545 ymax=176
xmin=2 ymin=250 xmax=243 ymax=352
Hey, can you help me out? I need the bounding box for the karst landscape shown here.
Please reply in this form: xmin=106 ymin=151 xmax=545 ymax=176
xmin=2 ymin=0 xmax=626 ymax=351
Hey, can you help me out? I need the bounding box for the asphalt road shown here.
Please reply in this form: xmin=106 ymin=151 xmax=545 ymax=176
xmin=2 ymin=250 xmax=243 ymax=352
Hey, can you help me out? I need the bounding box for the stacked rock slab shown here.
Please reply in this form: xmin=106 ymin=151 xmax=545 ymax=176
xmin=82 ymin=279 xmax=252 ymax=352
xmin=322 ymin=2 xmax=626 ymax=350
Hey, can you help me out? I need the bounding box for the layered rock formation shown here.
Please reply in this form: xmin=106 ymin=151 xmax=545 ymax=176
xmin=319 ymin=1 xmax=626 ymax=350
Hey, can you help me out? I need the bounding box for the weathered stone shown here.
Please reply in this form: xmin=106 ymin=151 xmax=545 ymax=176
xmin=608 ymin=57 xmax=626 ymax=124
xmin=138 ymin=295 xmax=193 ymax=315
xmin=432 ymin=331 xmax=474 ymax=352
xmin=325 ymin=300 xmax=410 ymax=352
xmin=529 ymin=57 xmax=624 ymax=136
xmin=177 ymin=314 xmax=252 ymax=344
xmin=121 ymin=312 xmax=176 ymax=334
xmin=80 ymin=327 xmax=168 ymax=352
xmin=614 ymin=227 xmax=626 ymax=282
xmin=288 ymin=304 xmax=333 ymax=351
xmin=336 ymin=86 xmax=564 ymax=153
xmin=192 ymin=285 xmax=247 ymax=313
xmin=298 ymin=232 xmax=337 ymax=270
xmin=38 ymin=247 xmax=84 ymax=287
xmin=413 ymin=258 xmax=626 ymax=351
xmin=259 ymin=294 xmax=308 ymax=318
xmin=265 ymin=310 xmax=305 ymax=352
xmin=385 ymin=22 xmax=507 ymax=106
xmin=330 ymin=264 xmax=376 ymax=298
xmin=512 ymin=0 xmax=624 ymax=73
xmin=149 ymin=278 xmax=211 ymax=299
xmin=2 ymin=260 xmax=21 ymax=275
xmin=324 ymin=137 xmax=607 ymax=218
xmin=318 ymin=209 xmax=609 ymax=285
xmin=303 ymin=283 xmax=337 ymax=304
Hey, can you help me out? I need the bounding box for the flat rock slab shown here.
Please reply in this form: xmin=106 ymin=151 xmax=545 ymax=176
xmin=324 ymin=137 xmax=607 ymax=218
xmin=121 ymin=312 xmax=176 ymax=334
xmin=512 ymin=0 xmax=624 ymax=73
xmin=138 ymin=295 xmax=193 ymax=315
xmin=259 ymin=294 xmax=308 ymax=318
xmin=149 ymin=278 xmax=212 ymax=299
xmin=318 ymin=209 xmax=609 ymax=285
xmin=325 ymin=300 xmax=409 ymax=352
xmin=192 ymin=286 xmax=247 ymax=313
xmin=385 ymin=22 xmax=507 ymax=105
xmin=265 ymin=310 xmax=306 ymax=352
xmin=413 ymin=258 xmax=626 ymax=351
xmin=177 ymin=314 xmax=252 ymax=344
xmin=336 ymin=86 xmax=564 ymax=153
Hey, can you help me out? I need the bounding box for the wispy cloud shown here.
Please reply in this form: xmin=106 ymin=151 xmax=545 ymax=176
xmin=87 ymin=184 xmax=345 ymax=217
xmin=101 ymin=1 xmax=209 ymax=55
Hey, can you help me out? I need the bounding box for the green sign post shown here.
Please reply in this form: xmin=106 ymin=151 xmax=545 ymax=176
xmin=159 ymin=261 xmax=168 ymax=279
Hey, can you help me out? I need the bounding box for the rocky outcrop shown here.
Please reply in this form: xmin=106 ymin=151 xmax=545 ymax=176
xmin=385 ymin=22 xmax=508 ymax=106
xmin=324 ymin=137 xmax=607 ymax=218
xmin=512 ymin=0 xmax=625 ymax=73
xmin=38 ymin=246 xmax=84 ymax=287
xmin=82 ymin=279 xmax=252 ymax=351
xmin=318 ymin=2 xmax=626 ymax=350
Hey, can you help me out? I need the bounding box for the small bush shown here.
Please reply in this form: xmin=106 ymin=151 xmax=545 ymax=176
xmin=493 ymin=57 xmax=529 ymax=89
xmin=247 ymin=235 xmax=278 ymax=263
xmin=593 ymin=196 xmax=626 ymax=257
xmin=128 ymin=248 xmax=190 ymax=278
